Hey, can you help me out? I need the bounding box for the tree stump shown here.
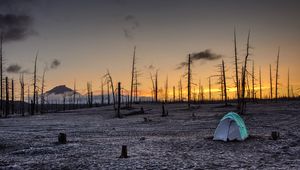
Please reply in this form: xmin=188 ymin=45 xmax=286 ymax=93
xmin=162 ymin=103 xmax=167 ymax=117
xmin=119 ymin=145 xmax=128 ymax=158
xmin=140 ymin=107 xmax=144 ymax=114
xmin=58 ymin=133 xmax=67 ymax=144
xmin=271 ymin=131 xmax=280 ymax=140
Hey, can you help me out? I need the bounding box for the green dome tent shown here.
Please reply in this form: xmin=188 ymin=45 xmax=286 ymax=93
xmin=213 ymin=112 xmax=248 ymax=141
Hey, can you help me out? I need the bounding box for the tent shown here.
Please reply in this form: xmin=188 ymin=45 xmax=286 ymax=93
xmin=213 ymin=112 xmax=248 ymax=141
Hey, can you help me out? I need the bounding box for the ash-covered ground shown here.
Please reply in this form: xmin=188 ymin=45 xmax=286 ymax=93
xmin=0 ymin=101 xmax=300 ymax=169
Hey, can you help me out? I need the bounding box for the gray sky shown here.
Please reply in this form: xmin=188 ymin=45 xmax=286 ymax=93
xmin=1 ymin=0 xmax=300 ymax=96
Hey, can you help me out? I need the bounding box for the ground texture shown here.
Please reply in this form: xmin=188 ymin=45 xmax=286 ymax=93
xmin=0 ymin=101 xmax=300 ymax=169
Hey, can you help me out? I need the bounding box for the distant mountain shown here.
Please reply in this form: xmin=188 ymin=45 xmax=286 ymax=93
xmin=46 ymin=85 xmax=77 ymax=95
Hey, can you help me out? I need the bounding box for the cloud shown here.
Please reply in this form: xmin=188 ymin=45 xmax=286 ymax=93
xmin=123 ymin=15 xmax=139 ymax=40
xmin=148 ymin=64 xmax=155 ymax=70
xmin=177 ymin=49 xmax=222 ymax=69
xmin=0 ymin=14 xmax=34 ymax=42
xmin=6 ymin=64 xmax=21 ymax=73
xmin=50 ymin=59 xmax=61 ymax=69
xmin=0 ymin=0 xmax=36 ymax=42
xmin=190 ymin=49 xmax=222 ymax=61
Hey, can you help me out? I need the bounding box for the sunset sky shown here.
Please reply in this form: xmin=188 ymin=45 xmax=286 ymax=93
xmin=1 ymin=0 xmax=300 ymax=98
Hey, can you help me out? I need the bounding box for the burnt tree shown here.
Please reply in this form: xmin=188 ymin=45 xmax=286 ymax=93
xmin=222 ymin=60 xmax=228 ymax=106
xmin=275 ymin=47 xmax=280 ymax=101
xmin=239 ymin=30 xmax=251 ymax=114
xmin=32 ymin=52 xmax=38 ymax=115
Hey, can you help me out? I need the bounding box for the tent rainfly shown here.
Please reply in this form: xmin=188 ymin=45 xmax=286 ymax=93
xmin=213 ymin=112 xmax=248 ymax=141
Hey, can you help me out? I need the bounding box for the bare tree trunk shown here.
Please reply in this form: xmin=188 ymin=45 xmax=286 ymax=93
xmin=91 ymin=91 xmax=93 ymax=107
xmin=270 ymin=64 xmax=273 ymax=99
xmin=220 ymin=67 xmax=224 ymax=101
xmin=0 ymin=33 xmax=3 ymax=115
xmin=209 ymin=77 xmax=212 ymax=101
xmin=32 ymin=52 xmax=38 ymax=115
xmin=246 ymin=72 xmax=250 ymax=99
xmin=179 ymin=78 xmax=182 ymax=102
xmin=27 ymin=85 xmax=30 ymax=113
xmin=252 ymin=61 xmax=255 ymax=101
xmin=73 ymin=79 xmax=76 ymax=108
xmin=239 ymin=30 xmax=251 ymax=114
xmin=173 ymin=86 xmax=175 ymax=102
xmin=198 ymin=79 xmax=201 ymax=102
xmin=36 ymin=90 xmax=39 ymax=113
xmin=106 ymin=71 xmax=115 ymax=109
xmin=41 ymin=67 xmax=46 ymax=113
xmin=87 ymin=82 xmax=92 ymax=107
xmin=155 ymin=71 xmax=158 ymax=102
xmin=259 ymin=66 xmax=262 ymax=99
xmin=107 ymin=80 xmax=110 ymax=105
xmin=134 ymin=71 xmax=138 ymax=102
xmin=101 ymin=78 xmax=104 ymax=105
xmin=11 ymin=79 xmax=14 ymax=114
xmin=19 ymin=73 xmax=25 ymax=116
xmin=117 ymin=82 xmax=121 ymax=118
xmin=287 ymin=68 xmax=290 ymax=98
xmin=130 ymin=46 xmax=136 ymax=106
xmin=164 ymin=76 xmax=168 ymax=102
xmin=150 ymin=72 xmax=155 ymax=102
xmin=234 ymin=28 xmax=240 ymax=102
xmin=201 ymin=85 xmax=204 ymax=102
xmin=222 ymin=60 xmax=228 ymax=106
xmin=187 ymin=54 xmax=191 ymax=108
xmin=275 ymin=47 xmax=280 ymax=101
xmin=5 ymin=77 xmax=8 ymax=117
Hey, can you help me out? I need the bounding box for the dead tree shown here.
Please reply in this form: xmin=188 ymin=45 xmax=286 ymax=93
xmin=101 ymin=78 xmax=104 ymax=105
xmin=11 ymin=79 xmax=14 ymax=114
xmin=252 ymin=61 xmax=255 ymax=101
xmin=36 ymin=90 xmax=39 ymax=113
xmin=200 ymin=85 xmax=204 ymax=102
xmin=173 ymin=86 xmax=175 ymax=102
xmin=164 ymin=76 xmax=168 ymax=102
xmin=275 ymin=47 xmax=280 ymax=101
xmin=134 ymin=70 xmax=140 ymax=102
xmin=87 ymin=82 xmax=92 ymax=107
xmin=287 ymin=68 xmax=290 ymax=98
xmin=0 ymin=33 xmax=3 ymax=115
xmin=259 ymin=66 xmax=262 ymax=99
xmin=105 ymin=70 xmax=116 ymax=109
xmin=19 ymin=73 xmax=25 ymax=116
xmin=73 ymin=80 xmax=76 ymax=108
xmin=41 ymin=67 xmax=46 ymax=113
xmin=32 ymin=52 xmax=38 ymax=115
xmin=198 ymin=79 xmax=201 ymax=102
xmin=246 ymin=71 xmax=250 ymax=98
xmin=130 ymin=46 xmax=136 ymax=106
xmin=187 ymin=54 xmax=191 ymax=108
xmin=234 ymin=28 xmax=240 ymax=102
xmin=117 ymin=82 xmax=121 ymax=118
xmin=208 ymin=76 xmax=212 ymax=101
xmin=239 ymin=30 xmax=251 ymax=114
xmin=179 ymin=78 xmax=183 ymax=102
xmin=107 ymin=80 xmax=110 ymax=105
xmin=27 ymin=85 xmax=30 ymax=113
xmin=150 ymin=70 xmax=158 ymax=102
xmin=193 ymin=86 xmax=196 ymax=102
xmin=222 ymin=60 xmax=228 ymax=106
xmin=150 ymin=72 xmax=155 ymax=102
xmin=269 ymin=64 xmax=273 ymax=99
xmin=219 ymin=64 xmax=224 ymax=101
xmin=5 ymin=77 xmax=8 ymax=117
